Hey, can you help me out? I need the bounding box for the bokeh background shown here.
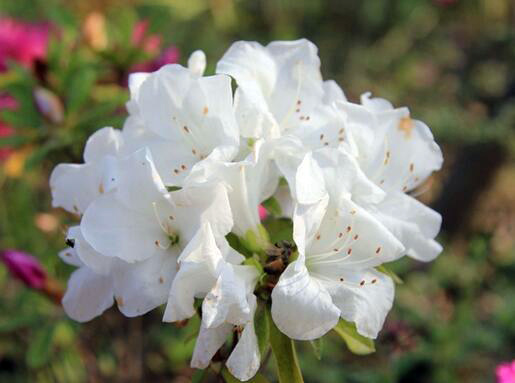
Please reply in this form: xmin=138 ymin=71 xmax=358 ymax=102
xmin=0 ymin=0 xmax=514 ymax=382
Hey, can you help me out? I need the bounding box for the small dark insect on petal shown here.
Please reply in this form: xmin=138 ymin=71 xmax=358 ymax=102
xmin=65 ymin=238 xmax=75 ymax=248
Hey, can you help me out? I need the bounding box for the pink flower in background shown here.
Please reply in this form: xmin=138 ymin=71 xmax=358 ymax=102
xmin=0 ymin=18 xmax=49 ymax=71
xmin=131 ymin=20 xmax=179 ymax=73
xmin=259 ymin=205 xmax=268 ymax=221
xmin=497 ymin=361 xmax=515 ymax=383
xmin=0 ymin=249 xmax=47 ymax=289
xmin=0 ymin=18 xmax=50 ymax=160
xmin=132 ymin=20 xmax=161 ymax=55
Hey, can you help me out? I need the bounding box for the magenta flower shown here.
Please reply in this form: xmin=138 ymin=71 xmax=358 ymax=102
xmin=497 ymin=361 xmax=515 ymax=383
xmin=131 ymin=20 xmax=179 ymax=73
xmin=0 ymin=18 xmax=49 ymax=71
xmin=0 ymin=249 xmax=47 ymax=289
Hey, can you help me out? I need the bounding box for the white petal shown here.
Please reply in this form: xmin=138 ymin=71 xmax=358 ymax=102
xmin=112 ymin=249 xmax=179 ymax=317
xmin=322 ymin=269 xmax=394 ymax=339
xmin=344 ymin=94 xmax=443 ymax=192
xmin=374 ymin=192 xmax=442 ymax=261
xmin=271 ymin=258 xmax=340 ymax=340
xmin=308 ymin=148 xmax=385 ymax=206
xmin=62 ymin=267 xmax=114 ymax=322
xmin=81 ymin=193 xmax=170 ymax=263
xmin=66 ymin=226 xmax=113 ymax=275
xmin=202 ymin=265 xmax=257 ymax=328
xmin=172 ymin=182 xmax=234 ymax=241
xmin=128 ymin=72 xmax=150 ymax=102
xmin=322 ymin=80 xmax=346 ymax=103
xmin=83 ymin=127 xmax=123 ymax=163
xmin=136 ymin=64 xmax=239 ymax=166
xmin=58 ymin=248 xmax=82 ymax=267
xmin=216 ymin=41 xmax=277 ymax=102
xmin=122 ymin=116 xmax=198 ymax=186
xmin=185 ymin=141 xmax=279 ymax=237
xmin=163 ymin=261 xmax=216 ymax=322
xmin=295 ymin=151 xmax=326 ymax=204
xmin=113 ymin=148 xmax=168 ymax=213
xmin=233 ymin=86 xmax=280 ymax=139
xmin=226 ymin=295 xmax=260 ymax=381
xmin=164 ymin=224 xmax=223 ymax=322
xmin=50 ymin=162 xmax=101 ymax=215
xmin=304 ymin=199 xmax=405 ymax=270
xmin=265 ymin=39 xmax=324 ymax=132
xmin=191 ymin=323 xmax=232 ymax=369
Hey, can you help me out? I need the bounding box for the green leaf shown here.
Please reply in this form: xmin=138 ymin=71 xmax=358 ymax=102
xmin=254 ymin=302 xmax=270 ymax=356
xmin=66 ymin=68 xmax=97 ymax=113
xmin=191 ymin=368 xmax=207 ymax=383
xmin=0 ymin=315 xmax=39 ymax=332
xmin=221 ymin=367 xmax=271 ymax=383
xmin=0 ymin=135 xmax=30 ymax=148
xmin=333 ymin=319 xmax=375 ymax=355
xmin=262 ymin=196 xmax=282 ymax=217
xmin=263 ymin=218 xmax=293 ymax=245
xmin=226 ymin=232 xmax=253 ymax=258
xmin=309 ymin=338 xmax=323 ymax=360
xmin=26 ymin=323 xmax=56 ymax=368
xmin=24 ymin=140 xmax=64 ymax=170
xmin=240 ymin=225 xmax=270 ymax=254
xmin=268 ymin=308 xmax=304 ymax=383
xmin=376 ymin=265 xmax=404 ymax=284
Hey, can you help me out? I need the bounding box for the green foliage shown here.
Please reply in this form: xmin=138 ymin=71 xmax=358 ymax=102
xmin=333 ymin=320 xmax=376 ymax=355
xmin=26 ymin=324 xmax=56 ymax=368
xmin=268 ymin=308 xmax=304 ymax=383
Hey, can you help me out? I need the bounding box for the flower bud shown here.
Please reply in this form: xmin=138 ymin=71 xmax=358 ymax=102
xmin=0 ymin=249 xmax=46 ymax=289
xmin=187 ymin=50 xmax=206 ymax=77
xmin=33 ymin=87 xmax=64 ymax=124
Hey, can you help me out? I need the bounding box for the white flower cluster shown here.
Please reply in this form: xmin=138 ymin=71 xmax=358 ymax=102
xmin=50 ymin=39 xmax=443 ymax=380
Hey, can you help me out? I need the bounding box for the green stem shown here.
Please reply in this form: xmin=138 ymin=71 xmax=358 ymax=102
xmin=267 ymin=308 xmax=304 ymax=383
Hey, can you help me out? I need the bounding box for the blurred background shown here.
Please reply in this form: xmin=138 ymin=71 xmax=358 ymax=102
xmin=0 ymin=0 xmax=514 ymax=382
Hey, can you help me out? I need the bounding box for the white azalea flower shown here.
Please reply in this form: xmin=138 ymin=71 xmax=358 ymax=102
xmin=125 ymin=63 xmax=239 ymax=186
xmin=50 ymin=126 xmax=123 ymax=215
xmin=164 ymin=223 xmax=260 ymax=381
xmin=80 ymin=147 xmax=233 ymax=264
xmin=339 ymin=93 xmax=443 ymax=260
xmin=271 ymin=149 xmax=405 ymax=340
xmin=61 ymin=226 xmax=178 ymax=319
xmin=185 ymin=139 xmax=279 ymax=244
xmin=50 ymin=39 xmax=446 ymax=380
